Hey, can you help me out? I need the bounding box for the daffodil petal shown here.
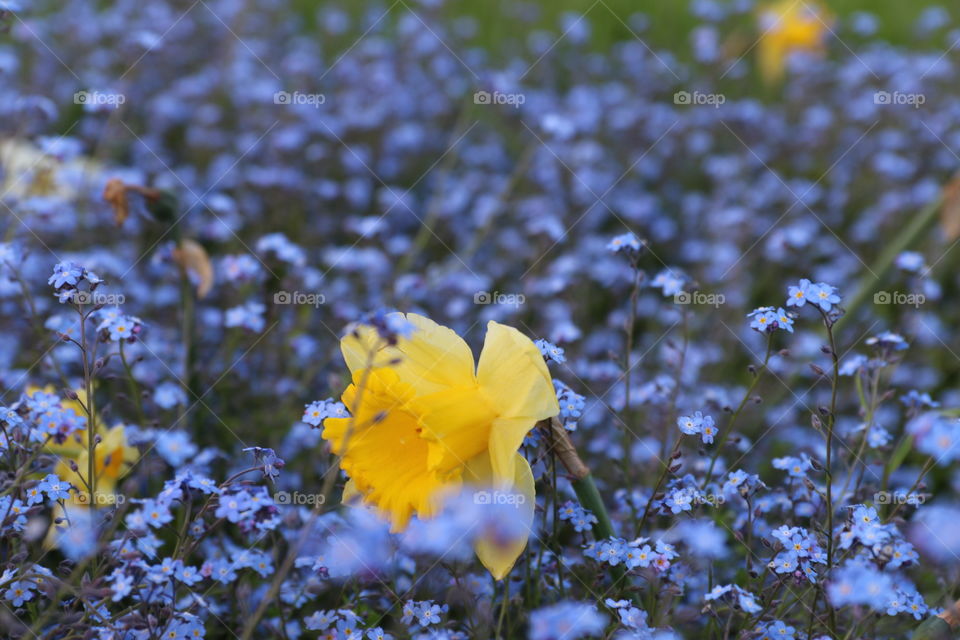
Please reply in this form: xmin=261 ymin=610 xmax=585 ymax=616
xmin=476 ymin=321 xmax=558 ymax=421
xmin=391 ymin=313 xmax=476 ymax=393
xmin=464 ymin=451 xmax=535 ymax=580
xmin=488 ymin=417 xmax=537 ymax=488
xmin=340 ymin=323 xmax=400 ymax=374
xmin=341 ymin=313 xmax=476 ymax=394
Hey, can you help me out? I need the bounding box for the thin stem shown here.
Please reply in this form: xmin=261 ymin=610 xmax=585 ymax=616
xmin=495 ymin=578 xmax=510 ymax=639
xmin=119 ymin=340 xmax=147 ymax=426
xmin=703 ymin=335 xmax=775 ymax=487
xmin=822 ymin=312 xmax=841 ymax=636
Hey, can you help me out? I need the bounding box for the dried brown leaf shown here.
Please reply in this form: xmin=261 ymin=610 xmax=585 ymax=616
xmin=173 ymin=238 xmax=214 ymax=299
xmin=102 ymin=178 xmax=129 ymax=227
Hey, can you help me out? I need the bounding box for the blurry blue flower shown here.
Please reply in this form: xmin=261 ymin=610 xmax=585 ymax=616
xmin=105 ymin=315 xmax=143 ymax=342
xmin=773 ymin=455 xmax=812 ymax=478
xmin=156 ymin=431 xmax=198 ymax=467
xmin=827 ymin=560 xmax=897 ymax=611
xmin=839 ymin=353 xmax=868 ymax=376
xmin=894 ymin=251 xmax=926 ymax=273
xmin=651 ymin=270 xmax=685 ymax=297
xmin=528 ymin=601 xmax=607 ymax=640
xmin=56 ymin=509 xmax=97 ymax=562
xmin=900 ymin=389 xmax=939 ymax=410
xmin=225 ymin=302 xmax=266 ymax=332
xmin=865 ymin=331 xmax=908 ymax=351
xmin=606 ymin=232 xmax=643 ymax=254
xmin=154 ymin=382 xmax=187 ymax=410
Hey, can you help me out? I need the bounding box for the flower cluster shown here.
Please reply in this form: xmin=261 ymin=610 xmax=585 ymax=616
xmin=676 ymin=411 xmax=717 ymax=444
xmin=558 ymin=500 xmax=599 ymax=532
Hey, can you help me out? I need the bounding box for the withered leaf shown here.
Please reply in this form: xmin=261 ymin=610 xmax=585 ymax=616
xmin=172 ymin=238 xmax=214 ymax=299
xmin=102 ymin=178 xmax=129 ymax=227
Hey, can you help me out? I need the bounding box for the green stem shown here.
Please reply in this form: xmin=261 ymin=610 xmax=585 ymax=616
xmin=495 ymin=578 xmax=510 ymax=639
xmin=914 ymin=609 xmax=957 ymax=640
xmin=571 ymin=474 xmax=614 ymax=540
xmin=822 ymin=315 xmax=841 ymax=637
xmin=834 ymin=194 xmax=943 ymax=334
xmin=119 ymin=341 xmax=147 ymax=426
xmin=702 ymin=336 xmax=774 ymax=487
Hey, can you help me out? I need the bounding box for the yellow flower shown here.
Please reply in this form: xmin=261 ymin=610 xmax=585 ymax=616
xmin=28 ymin=386 xmax=138 ymax=504
xmin=323 ymin=313 xmax=558 ymax=579
xmin=757 ymin=0 xmax=830 ymax=83
xmin=53 ymin=423 xmax=138 ymax=503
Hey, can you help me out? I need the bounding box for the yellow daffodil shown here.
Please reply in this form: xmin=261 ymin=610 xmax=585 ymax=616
xmin=52 ymin=423 xmax=138 ymax=503
xmin=323 ymin=313 xmax=558 ymax=579
xmin=757 ymin=0 xmax=830 ymax=83
xmin=28 ymin=386 xmax=138 ymax=504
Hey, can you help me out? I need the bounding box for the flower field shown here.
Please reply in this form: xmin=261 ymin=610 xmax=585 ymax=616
xmin=3 ymin=1 xmax=960 ymax=638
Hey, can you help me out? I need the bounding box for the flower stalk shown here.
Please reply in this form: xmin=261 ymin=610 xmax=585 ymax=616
xmin=539 ymin=416 xmax=614 ymax=540
xmin=914 ymin=599 xmax=960 ymax=640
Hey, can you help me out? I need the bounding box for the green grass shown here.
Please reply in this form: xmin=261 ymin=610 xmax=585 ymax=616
xmin=296 ymin=0 xmax=955 ymax=59
xmin=457 ymin=0 xmax=953 ymax=51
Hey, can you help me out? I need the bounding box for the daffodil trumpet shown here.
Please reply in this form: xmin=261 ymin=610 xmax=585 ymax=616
xmin=323 ymin=313 xmax=560 ymax=579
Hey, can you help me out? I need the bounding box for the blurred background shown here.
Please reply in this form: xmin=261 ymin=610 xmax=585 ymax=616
xmin=2 ymin=0 xmax=960 ymax=450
